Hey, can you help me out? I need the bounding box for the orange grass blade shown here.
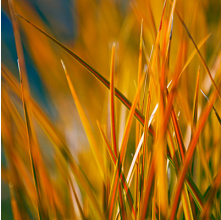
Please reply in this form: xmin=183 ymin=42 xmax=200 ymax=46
xmin=110 ymin=45 xmax=128 ymax=219
xmin=135 ymin=19 xmax=143 ymax=217
xmin=142 ymin=76 xmax=153 ymax=189
xmin=97 ymin=121 xmax=117 ymax=164
xmin=8 ymin=1 xmax=30 ymax=92
xmin=61 ymin=60 xmax=105 ymax=181
xmin=110 ymin=43 xmax=118 ymax=157
xmin=8 ymin=0 xmax=44 ymax=217
xmin=18 ymin=61 xmax=44 ymax=220
xmin=154 ymin=2 xmax=178 ymax=213
xmin=175 ymin=10 xmax=221 ymax=101
xmin=163 ymin=0 xmax=176 ymax=60
xmin=193 ymin=67 xmax=200 ymax=127
xmin=180 ymin=34 xmax=211 ymax=77
xmin=169 ymin=84 xmax=220 ymax=219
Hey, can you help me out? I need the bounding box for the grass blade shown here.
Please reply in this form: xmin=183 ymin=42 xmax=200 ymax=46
xmin=61 ymin=60 xmax=105 ymax=181
xmin=3 ymin=60 xmax=105 ymax=220
xmin=135 ymin=19 xmax=143 ymax=217
xmin=97 ymin=121 xmax=135 ymax=217
xmin=169 ymin=84 xmax=220 ymax=219
xmin=110 ymin=44 xmax=127 ymax=219
xmin=110 ymin=43 xmax=118 ymax=157
xmin=108 ymin=74 xmax=145 ymax=220
xmin=18 ymin=61 xmax=43 ymax=220
xmin=141 ymin=154 xmax=155 ymax=220
xmin=175 ymin=9 xmax=221 ymax=101
xmin=97 ymin=121 xmax=117 ymax=165
xmin=16 ymin=14 xmax=157 ymax=138
xmin=8 ymin=0 xmax=46 ymax=218
xmin=126 ymin=133 xmax=144 ymax=185
xmin=180 ymin=34 xmax=211 ymax=77
xmin=193 ymin=67 xmax=200 ymax=127
xmin=201 ymin=167 xmax=221 ymax=219
xmin=201 ymin=89 xmax=221 ymax=125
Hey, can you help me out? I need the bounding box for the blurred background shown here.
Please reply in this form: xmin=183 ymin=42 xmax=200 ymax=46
xmin=1 ymin=0 xmax=221 ymax=219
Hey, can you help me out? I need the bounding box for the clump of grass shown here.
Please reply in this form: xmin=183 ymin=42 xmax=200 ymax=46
xmin=2 ymin=0 xmax=221 ymax=219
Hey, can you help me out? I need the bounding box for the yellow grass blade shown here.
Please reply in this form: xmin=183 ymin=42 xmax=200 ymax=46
xmin=68 ymin=176 xmax=86 ymax=220
xmin=68 ymin=159 xmax=105 ymax=219
xmin=61 ymin=60 xmax=105 ymax=181
xmin=180 ymin=34 xmax=211 ymax=78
